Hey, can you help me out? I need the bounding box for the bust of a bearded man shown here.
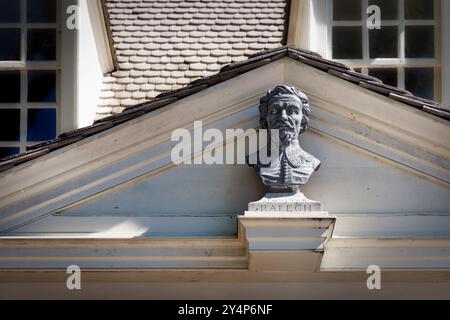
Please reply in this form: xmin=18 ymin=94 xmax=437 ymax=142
xmin=254 ymin=85 xmax=320 ymax=193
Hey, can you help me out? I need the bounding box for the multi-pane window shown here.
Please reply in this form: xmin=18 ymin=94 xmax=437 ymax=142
xmin=330 ymin=0 xmax=440 ymax=101
xmin=0 ymin=0 xmax=59 ymax=158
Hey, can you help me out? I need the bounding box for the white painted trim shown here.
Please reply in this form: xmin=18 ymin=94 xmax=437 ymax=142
xmin=239 ymin=216 xmax=334 ymax=251
xmin=322 ymin=237 xmax=450 ymax=271
xmin=286 ymin=0 xmax=311 ymax=49
xmin=3 ymin=215 xmax=238 ymax=238
xmin=238 ymin=215 xmax=334 ymax=272
xmin=0 ymin=61 xmax=284 ymax=231
xmin=0 ymin=58 xmax=448 ymax=232
xmin=309 ymin=107 xmax=450 ymax=182
xmin=317 ymin=0 xmax=442 ymax=101
xmin=1 ymin=276 xmax=450 ymax=299
xmin=6 ymin=213 xmax=449 ymax=240
xmin=332 ymin=213 xmax=450 ymax=238
xmin=85 ymin=0 xmax=116 ymax=74
xmin=0 ymin=267 xmax=449 ymax=283
xmin=309 ymin=0 xmax=328 ymax=56
xmin=284 ymin=59 xmax=450 ymax=176
xmin=0 ymin=0 xmax=75 ymax=149
xmin=0 ymin=237 xmax=247 ymax=269
xmin=1 ymin=214 xmax=450 ymax=272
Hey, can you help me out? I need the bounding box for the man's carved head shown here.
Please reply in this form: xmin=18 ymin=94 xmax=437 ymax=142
xmin=259 ymin=85 xmax=311 ymax=146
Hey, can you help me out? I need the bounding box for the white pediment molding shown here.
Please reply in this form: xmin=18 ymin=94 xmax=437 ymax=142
xmin=1 ymin=214 xmax=450 ymax=272
xmin=285 ymin=59 xmax=450 ymax=183
xmin=0 ymin=57 xmax=449 ymax=232
xmin=322 ymin=237 xmax=450 ymax=271
xmin=0 ymin=61 xmax=284 ymax=232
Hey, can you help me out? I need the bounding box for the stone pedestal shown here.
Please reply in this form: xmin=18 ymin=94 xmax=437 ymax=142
xmin=239 ymin=191 xmax=334 ymax=272
xmin=245 ymin=191 xmax=328 ymax=217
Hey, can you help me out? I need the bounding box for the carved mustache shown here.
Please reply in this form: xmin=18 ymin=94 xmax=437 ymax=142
xmin=271 ymin=120 xmax=296 ymax=131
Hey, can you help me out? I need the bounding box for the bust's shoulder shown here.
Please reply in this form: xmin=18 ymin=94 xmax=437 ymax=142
xmin=300 ymin=149 xmax=320 ymax=170
xmin=285 ymin=145 xmax=319 ymax=169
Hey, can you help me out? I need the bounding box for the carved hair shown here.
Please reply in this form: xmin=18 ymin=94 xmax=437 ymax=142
xmin=258 ymin=84 xmax=311 ymax=134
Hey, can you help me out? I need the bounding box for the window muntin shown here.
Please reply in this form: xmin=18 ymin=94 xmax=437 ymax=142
xmin=0 ymin=0 xmax=59 ymax=157
xmin=330 ymin=0 xmax=440 ymax=101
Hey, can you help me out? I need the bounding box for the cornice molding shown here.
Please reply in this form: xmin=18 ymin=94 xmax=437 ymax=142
xmin=0 ymin=58 xmax=448 ymax=232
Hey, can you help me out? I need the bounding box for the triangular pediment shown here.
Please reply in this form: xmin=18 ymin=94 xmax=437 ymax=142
xmin=0 ymin=56 xmax=449 ymax=236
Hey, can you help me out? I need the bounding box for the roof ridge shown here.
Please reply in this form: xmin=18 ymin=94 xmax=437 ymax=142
xmin=1 ymin=46 xmax=449 ymax=172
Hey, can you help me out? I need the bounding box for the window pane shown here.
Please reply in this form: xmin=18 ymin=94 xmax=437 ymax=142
xmin=27 ymin=29 xmax=56 ymax=61
xmin=0 ymin=109 xmax=20 ymax=141
xmin=368 ymin=68 xmax=398 ymax=87
xmin=369 ymin=26 xmax=398 ymax=58
xmin=0 ymin=0 xmax=20 ymax=23
xmin=0 ymin=147 xmax=20 ymax=159
xmin=405 ymin=0 xmax=433 ymax=19
xmin=0 ymin=29 xmax=21 ymax=61
xmin=28 ymin=71 xmax=56 ymax=103
xmin=27 ymin=0 xmax=57 ymax=23
xmin=405 ymin=26 xmax=434 ymax=58
xmin=369 ymin=0 xmax=398 ymax=20
xmin=332 ymin=26 xmax=363 ymax=59
xmin=0 ymin=71 xmax=20 ymax=103
xmin=333 ymin=0 xmax=361 ymax=21
xmin=405 ymin=68 xmax=434 ymax=100
xmin=27 ymin=108 xmax=56 ymax=141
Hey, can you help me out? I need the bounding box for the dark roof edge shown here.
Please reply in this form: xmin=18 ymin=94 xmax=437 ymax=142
xmin=1 ymin=45 xmax=449 ymax=173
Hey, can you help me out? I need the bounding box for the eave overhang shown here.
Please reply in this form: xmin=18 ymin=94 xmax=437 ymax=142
xmin=0 ymin=52 xmax=449 ymax=233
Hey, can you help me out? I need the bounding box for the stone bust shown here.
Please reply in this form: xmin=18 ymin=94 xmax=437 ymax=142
xmin=253 ymin=85 xmax=320 ymax=192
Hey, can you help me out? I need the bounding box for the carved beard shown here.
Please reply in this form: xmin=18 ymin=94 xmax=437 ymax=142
xmin=279 ymin=128 xmax=297 ymax=146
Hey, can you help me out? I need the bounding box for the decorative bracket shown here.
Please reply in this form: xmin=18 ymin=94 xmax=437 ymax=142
xmin=238 ymin=195 xmax=335 ymax=272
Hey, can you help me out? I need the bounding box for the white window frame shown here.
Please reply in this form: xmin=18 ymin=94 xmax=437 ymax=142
xmin=0 ymin=0 xmax=77 ymax=154
xmin=327 ymin=0 xmax=441 ymax=100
